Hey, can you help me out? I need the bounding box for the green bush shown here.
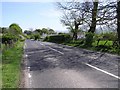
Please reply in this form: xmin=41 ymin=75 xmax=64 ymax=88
xmin=19 ymin=38 xmax=25 ymax=42
xmin=101 ymin=32 xmax=117 ymax=41
xmin=44 ymin=36 xmax=49 ymax=41
xmin=30 ymin=35 xmax=35 ymax=39
xmin=44 ymin=34 xmax=72 ymax=43
xmin=85 ymin=32 xmax=94 ymax=47
xmin=29 ymin=34 xmax=40 ymax=40
xmin=2 ymin=33 xmax=18 ymax=44
xmin=93 ymin=32 xmax=117 ymax=46
xmin=34 ymin=34 xmax=40 ymax=40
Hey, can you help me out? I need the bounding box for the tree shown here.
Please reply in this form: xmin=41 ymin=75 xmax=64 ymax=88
xmin=34 ymin=29 xmax=43 ymax=35
xmin=88 ymin=0 xmax=98 ymax=33
xmin=9 ymin=23 xmax=22 ymax=35
xmin=24 ymin=30 xmax=32 ymax=35
xmin=1 ymin=27 xmax=9 ymax=34
xmin=57 ymin=1 xmax=85 ymax=40
xmin=85 ymin=1 xmax=117 ymax=46
xmin=117 ymin=0 xmax=120 ymax=44
xmin=57 ymin=1 xmax=117 ymax=45
xmin=48 ymin=29 xmax=56 ymax=35
xmin=85 ymin=0 xmax=99 ymax=46
xmin=41 ymin=28 xmax=49 ymax=35
xmin=34 ymin=34 xmax=40 ymax=40
xmin=0 ymin=27 xmax=2 ymax=33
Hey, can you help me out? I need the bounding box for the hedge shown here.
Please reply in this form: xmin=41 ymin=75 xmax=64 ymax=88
xmin=44 ymin=34 xmax=72 ymax=43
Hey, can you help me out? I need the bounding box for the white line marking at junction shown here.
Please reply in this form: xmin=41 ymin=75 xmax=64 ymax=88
xmin=48 ymin=47 xmax=64 ymax=55
xmin=28 ymin=73 xmax=32 ymax=78
xmin=40 ymin=43 xmax=44 ymax=46
xmin=24 ymin=43 xmax=26 ymax=49
xmin=26 ymin=55 xmax=28 ymax=57
xmin=25 ymin=43 xmax=27 ymax=47
xmin=28 ymin=73 xmax=32 ymax=86
xmin=85 ymin=63 xmax=120 ymax=79
xmin=24 ymin=46 xmax=25 ymax=49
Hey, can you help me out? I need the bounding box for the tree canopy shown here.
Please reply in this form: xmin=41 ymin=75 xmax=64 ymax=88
xmin=9 ymin=23 xmax=22 ymax=35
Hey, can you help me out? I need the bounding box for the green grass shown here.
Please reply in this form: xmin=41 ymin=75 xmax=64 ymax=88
xmin=0 ymin=53 xmax=2 ymax=89
xmin=62 ymin=40 xmax=120 ymax=55
xmin=92 ymin=40 xmax=113 ymax=46
xmin=2 ymin=41 xmax=24 ymax=88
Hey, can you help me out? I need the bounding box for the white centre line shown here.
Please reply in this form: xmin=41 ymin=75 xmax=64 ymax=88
xmin=48 ymin=47 xmax=64 ymax=55
xmin=39 ymin=42 xmax=64 ymax=55
xmin=39 ymin=42 xmax=119 ymax=79
xmin=85 ymin=63 xmax=120 ymax=79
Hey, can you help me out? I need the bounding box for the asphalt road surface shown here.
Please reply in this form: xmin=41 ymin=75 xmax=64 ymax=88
xmin=23 ymin=39 xmax=120 ymax=88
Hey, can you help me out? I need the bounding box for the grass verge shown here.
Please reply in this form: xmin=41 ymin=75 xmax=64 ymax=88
xmin=2 ymin=41 xmax=24 ymax=88
xmin=0 ymin=53 xmax=2 ymax=89
xmin=62 ymin=40 xmax=120 ymax=55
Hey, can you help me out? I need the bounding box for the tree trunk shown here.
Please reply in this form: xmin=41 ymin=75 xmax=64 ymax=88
xmin=74 ymin=32 xmax=77 ymax=40
xmin=72 ymin=33 xmax=75 ymax=41
xmin=117 ymin=1 xmax=120 ymax=45
xmin=85 ymin=0 xmax=98 ymax=46
xmin=72 ymin=32 xmax=77 ymax=41
xmin=88 ymin=1 xmax=98 ymax=33
xmin=74 ymin=21 xmax=79 ymax=40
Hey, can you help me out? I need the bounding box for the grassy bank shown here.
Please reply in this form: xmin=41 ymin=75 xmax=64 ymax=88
xmin=62 ymin=40 xmax=120 ymax=55
xmin=2 ymin=41 xmax=24 ymax=88
xmin=0 ymin=53 xmax=2 ymax=89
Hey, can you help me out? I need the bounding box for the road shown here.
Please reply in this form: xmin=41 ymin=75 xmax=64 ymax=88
xmin=23 ymin=39 xmax=120 ymax=88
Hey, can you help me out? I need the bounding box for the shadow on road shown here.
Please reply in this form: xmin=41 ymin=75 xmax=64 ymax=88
xmin=25 ymin=47 xmax=93 ymax=72
xmin=24 ymin=45 xmax=119 ymax=77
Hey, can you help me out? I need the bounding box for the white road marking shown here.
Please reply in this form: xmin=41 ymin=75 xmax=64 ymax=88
xmin=40 ymin=42 xmax=44 ymax=46
xmin=25 ymin=43 xmax=27 ymax=47
xmin=28 ymin=73 xmax=32 ymax=86
xmin=32 ymin=42 xmax=120 ymax=76
xmin=28 ymin=73 xmax=32 ymax=78
xmin=24 ymin=43 xmax=26 ymax=49
xmin=26 ymin=55 xmax=28 ymax=57
xmin=48 ymin=47 xmax=64 ymax=55
xmin=40 ymin=43 xmax=44 ymax=46
xmin=85 ymin=63 xmax=120 ymax=79
xmin=39 ymin=42 xmax=64 ymax=55
xmin=27 ymin=65 xmax=32 ymax=86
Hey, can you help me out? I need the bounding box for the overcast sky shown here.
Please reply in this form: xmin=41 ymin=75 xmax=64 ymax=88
xmin=1 ymin=2 xmax=68 ymax=32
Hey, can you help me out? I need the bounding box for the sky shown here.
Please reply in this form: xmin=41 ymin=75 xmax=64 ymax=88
xmin=1 ymin=0 xmax=116 ymax=32
xmin=1 ymin=2 xmax=68 ymax=32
